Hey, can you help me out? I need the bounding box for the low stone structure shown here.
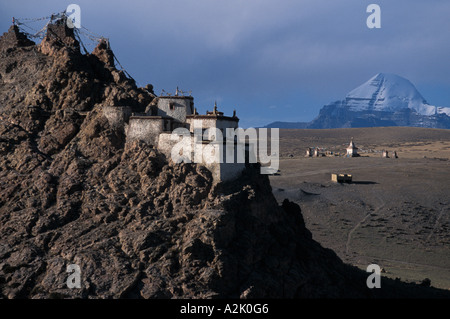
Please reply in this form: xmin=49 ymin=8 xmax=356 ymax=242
xmin=331 ymin=173 xmax=352 ymax=183
xmin=346 ymin=138 xmax=359 ymax=157
xmin=305 ymin=148 xmax=312 ymax=157
xmin=314 ymin=148 xmax=320 ymax=157
xmin=102 ymin=106 xmax=132 ymax=130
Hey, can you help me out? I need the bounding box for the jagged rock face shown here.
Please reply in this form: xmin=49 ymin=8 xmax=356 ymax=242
xmin=0 ymin=102 xmax=352 ymax=298
xmin=1 ymin=23 xmax=449 ymax=299
xmin=0 ymin=25 xmax=35 ymax=49
xmin=0 ymin=19 xmax=153 ymax=114
xmin=40 ymin=18 xmax=80 ymax=55
xmin=0 ymin=22 xmax=332 ymax=299
xmin=0 ymin=97 xmax=354 ymax=298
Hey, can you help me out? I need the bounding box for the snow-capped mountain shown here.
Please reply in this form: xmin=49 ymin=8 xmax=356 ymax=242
xmin=265 ymin=73 xmax=450 ymax=129
xmin=344 ymin=73 xmax=449 ymax=117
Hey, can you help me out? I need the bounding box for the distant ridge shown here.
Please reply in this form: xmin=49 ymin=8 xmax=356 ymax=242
xmin=264 ymin=121 xmax=308 ymax=129
xmin=265 ymin=73 xmax=450 ymax=129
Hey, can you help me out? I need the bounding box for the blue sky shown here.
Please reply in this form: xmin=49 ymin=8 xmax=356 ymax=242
xmin=1 ymin=0 xmax=450 ymax=127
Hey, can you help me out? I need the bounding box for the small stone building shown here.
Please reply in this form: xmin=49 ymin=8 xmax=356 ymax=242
xmin=125 ymin=91 xmax=246 ymax=182
xmin=305 ymin=148 xmax=312 ymax=157
xmin=314 ymin=148 xmax=319 ymax=157
xmin=126 ymin=93 xmax=195 ymax=146
xmin=331 ymin=173 xmax=352 ymax=183
xmin=185 ymin=102 xmax=239 ymax=137
xmin=346 ymin=138 xmax=359 ymax=157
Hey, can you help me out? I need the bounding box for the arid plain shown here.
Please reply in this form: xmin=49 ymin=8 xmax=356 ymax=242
xmin=269 ymin=127 xmax=450 ymax=290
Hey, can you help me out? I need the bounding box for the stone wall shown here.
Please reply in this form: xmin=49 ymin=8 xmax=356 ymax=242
xmin=126 ymin=116 xmax=164 ymax=146
xmin=102 ymin=106 xmax=132 ymax=130
xmin=157 ymin=96 xmax=193 ymax=123
xmin=186 ymin=117 xmax=238 ymax=133
xmin=216 ymin=118 xmax=239 ymax=131
xmin=206 ymin=141 xmax=246 ymax=182
xmin=186 ymin=117 xmax=239 ymax=144
xmin=157 ymin=132 xmax=188 ymax=160
xmin=160 ymin=132 xmax=246 ymax=182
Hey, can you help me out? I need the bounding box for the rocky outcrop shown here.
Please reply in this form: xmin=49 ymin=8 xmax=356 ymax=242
xmin=0 ymin=25 xmax=35 ymax=49
xmin=0 ymin=19 xmax=153 ymax=114
xmin=1 ymin=20 xmax=449 ymax=299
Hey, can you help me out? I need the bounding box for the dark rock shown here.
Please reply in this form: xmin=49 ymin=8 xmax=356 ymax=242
xmin=1 ymin=20 xmax=449 ymax=300
xmin=0 ymin=25 xmax=35 ymax=50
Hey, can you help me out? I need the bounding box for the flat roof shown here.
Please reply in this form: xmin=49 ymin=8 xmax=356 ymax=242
xmin=186 ymin=114 xmax=239 ymax=121
xmin=158 ymin=95 xmax=194 ymax=100
xmin=129 ymin=115 xmax=169 ymax=120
